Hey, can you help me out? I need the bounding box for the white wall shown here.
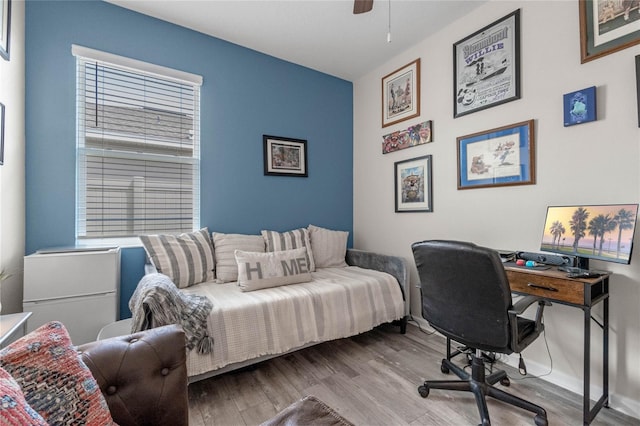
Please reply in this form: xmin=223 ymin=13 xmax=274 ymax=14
xmin=354 ymin=0 xmax=640 ymax=418
xmin=0 ymin=0 xmax=25 ymax=314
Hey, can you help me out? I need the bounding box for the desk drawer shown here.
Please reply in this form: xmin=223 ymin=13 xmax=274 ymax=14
xmin=506 ymin=271 xmax=584 ymax=305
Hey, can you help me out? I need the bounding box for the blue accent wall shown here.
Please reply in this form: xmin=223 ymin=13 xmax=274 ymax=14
xmin=25 ymin=1 xmax=353 ymax=319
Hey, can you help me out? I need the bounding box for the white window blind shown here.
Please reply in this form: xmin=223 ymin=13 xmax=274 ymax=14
xmin=73 ymin=46 xmax=202 ymax=240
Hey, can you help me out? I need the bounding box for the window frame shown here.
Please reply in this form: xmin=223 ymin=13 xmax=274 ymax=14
xmin=72 ymin=45 xmax=203 ymax=246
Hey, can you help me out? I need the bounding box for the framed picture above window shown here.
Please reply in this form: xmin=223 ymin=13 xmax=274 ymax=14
xmin=457 ymin=120 xmax=535 ymax=190
xmin=580 ymin=0 xmax=640 ymax=63
xmin=453 ymin=9 xmax=521 ymax=118
xmin=382 ymin=59 xmax=420 ymax=128
xmin=263 ymin=135 xmax=308 ymax=177
xmin=0 ymin=0 xmax=11 ymax=60
xmin=394 ymin=155 xmax=433 ymax=213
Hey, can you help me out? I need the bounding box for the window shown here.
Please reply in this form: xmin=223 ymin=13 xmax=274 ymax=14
xmin=73 ymin=46 xmax=202 ymax=242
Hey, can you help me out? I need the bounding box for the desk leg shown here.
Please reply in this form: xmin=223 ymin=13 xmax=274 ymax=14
xmin=583 ymin=306 xmax=591 ymax=425
xmin=583 ymin=297 xmax=609 ymax=425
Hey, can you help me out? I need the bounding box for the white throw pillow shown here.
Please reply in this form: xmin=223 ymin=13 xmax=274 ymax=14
xmin=308 ymin=224 xmax=349 ymax=268
xmin=235 ymin=248 xmax=312 ymax=292
xmin=213 ymin=233 xmax=265 ymax=283
xmin=140 ymin=228 xmax=215 ymax=288
xmin=261 ymin=228 xmax=315 ymax=272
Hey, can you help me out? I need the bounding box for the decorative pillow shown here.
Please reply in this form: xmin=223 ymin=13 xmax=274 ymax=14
xmin=0 ymin=367 xmax=49 ymax=425
xmin=308 ymin=224 xmax=349 ymax=268
xmin=0 ymin=322 xmax=115 ymax=425
xmin=261 ymin=228 xmax=315 ymax=272
xmin=235 ymin=248 xmax=312 ymax=292
xmin=213 ymin=232 xmax=265 ymax=283
xmin=140 ymin=227 xmax=215 ymax=288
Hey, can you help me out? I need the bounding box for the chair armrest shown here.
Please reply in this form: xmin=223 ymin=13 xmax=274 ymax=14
xmin=346 ymin=248 xmax=410 ymax=315
xmin=77 ymin=324 xmax=188 ymax=426
xmin=508 ymin=296 xmax=549 ymax=353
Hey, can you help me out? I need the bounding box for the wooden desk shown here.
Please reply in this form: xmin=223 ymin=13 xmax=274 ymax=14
xmin=505 ymin=265 xmax=609 ymax=426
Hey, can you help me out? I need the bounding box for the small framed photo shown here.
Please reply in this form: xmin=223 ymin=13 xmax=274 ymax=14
xmin=382 ymin=59 xmax=420 ymax=128
xmin=382 ymin=120 xmax=432 ymax=154
xmin=580 ymin=0 xmax=640 ymax=63
xmin=263 ymin=135 xmax=307 ymax=177
xmin=563 ymin=86 xmax=597 ymax=127
xmin=0 ymin=0 xmax=10 ymax=60
xmin=453 ymin=10 xmax=521 ymax=118
xmin=457 ymin=120 xmax=535 ymax=190
xmin=0 ymin=102 xmax=4 ymax=165
xmin=394 ymin=155 xmax=432 ymax=213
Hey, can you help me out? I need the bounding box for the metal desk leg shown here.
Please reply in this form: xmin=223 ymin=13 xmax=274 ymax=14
xmin=584 ymin=306 xmax=591 ymax=425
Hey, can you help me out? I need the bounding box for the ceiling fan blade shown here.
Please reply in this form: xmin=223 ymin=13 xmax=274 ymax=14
xmin=353 ymin=0 xmax=373 ymax=14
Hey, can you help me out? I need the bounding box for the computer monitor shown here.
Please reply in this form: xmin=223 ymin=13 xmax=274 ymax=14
xmin=540 ymin=204 xmax=639 ymax=270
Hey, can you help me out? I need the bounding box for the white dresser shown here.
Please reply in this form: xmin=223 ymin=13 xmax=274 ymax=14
xmin=23 ymin=247 xmax=120 ymax=345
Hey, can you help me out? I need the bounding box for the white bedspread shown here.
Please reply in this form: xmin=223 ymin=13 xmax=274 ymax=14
xmin=181 ymin=266 xmax=405 ymax=377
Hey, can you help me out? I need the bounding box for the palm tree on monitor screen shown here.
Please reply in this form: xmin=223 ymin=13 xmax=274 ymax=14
xmin=570 ymin=207 xmax=589 ymax=254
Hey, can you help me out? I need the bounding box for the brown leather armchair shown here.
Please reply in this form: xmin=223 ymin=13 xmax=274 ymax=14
xmin=77 ymin=324 xmax=189 ymax=426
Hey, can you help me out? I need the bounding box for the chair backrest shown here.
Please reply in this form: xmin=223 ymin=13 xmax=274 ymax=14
xmin=411 ymin=240 xmax=513 ymax=353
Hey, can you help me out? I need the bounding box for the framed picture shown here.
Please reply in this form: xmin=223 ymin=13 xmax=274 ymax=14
xmin=453 ymin=9 xmax=521 ymax=118
xmin=382 ymin=120 xmax=432 ymax=154
xmin=563 ymin=86 xmax=597 ymax=127
xmin=394 ymin=155 xmax=432 ymax=213
xmin=0 ymin=0 xmax=10 ymax=60
xmin=457 ymin=119 xmax=535 ymax=190
xmin=0 ymin=102 xmax=4 ymax=165
xmin=263 ymin=135 xmax=307 ymax=177
xmin=636 ymin=55 xmax=640 ymax=127
xmin=580 ymin=0 xmax=640 ymax=63
xmin=382 ymin=59 xmax=420 ymax=128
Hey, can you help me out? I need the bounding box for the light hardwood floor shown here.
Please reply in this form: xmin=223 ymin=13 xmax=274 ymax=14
xmin=188 ymin=322 xmax=639 ymax=426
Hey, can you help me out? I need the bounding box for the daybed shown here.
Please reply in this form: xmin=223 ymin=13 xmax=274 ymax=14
xmin=136 ymin=226 xmax=410 ymax=382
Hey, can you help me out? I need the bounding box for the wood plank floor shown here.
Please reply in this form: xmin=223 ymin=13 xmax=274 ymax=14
xmin=188 ymin=322 xmax=639 ymax=426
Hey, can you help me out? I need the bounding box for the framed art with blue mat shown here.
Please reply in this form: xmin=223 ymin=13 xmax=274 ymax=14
xmin=457 ymin=120 xmax=535 ymax=190
xmin=563 ymin=86 xmax=596 ymax=127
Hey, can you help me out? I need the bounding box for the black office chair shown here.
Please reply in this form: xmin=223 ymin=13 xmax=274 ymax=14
xmin=411 ymin=240 xmax=548 ymax=426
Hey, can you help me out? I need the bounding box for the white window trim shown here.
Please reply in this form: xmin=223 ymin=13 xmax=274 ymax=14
xmin=73 ymin=46 xmax=203 ymax=245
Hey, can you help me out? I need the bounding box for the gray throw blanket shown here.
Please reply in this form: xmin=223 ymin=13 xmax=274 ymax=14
xmin=129 ymin=273 xmax=214 ymax=354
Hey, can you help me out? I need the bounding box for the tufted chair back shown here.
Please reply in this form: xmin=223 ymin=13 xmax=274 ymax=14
xmin=78 ymin=324 xmax=188 ymax=426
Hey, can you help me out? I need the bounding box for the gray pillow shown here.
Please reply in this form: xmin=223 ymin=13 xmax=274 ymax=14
xmin=140 ymin=228 xmax=215 ymax=288
xmin=213 ymin=232 xmax=265 ymax=283
xmin=261 ymin=228 xmax=315 ymax=272
xmin=308 ymin=224 xmax=348 ymax=268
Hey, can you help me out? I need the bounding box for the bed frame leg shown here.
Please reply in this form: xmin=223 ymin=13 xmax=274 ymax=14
xmin=399 ymin=316 xmax=407 ymax=334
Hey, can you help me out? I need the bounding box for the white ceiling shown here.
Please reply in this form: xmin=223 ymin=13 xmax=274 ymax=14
xmin=106 ymin=0 xmax=487 ymax=81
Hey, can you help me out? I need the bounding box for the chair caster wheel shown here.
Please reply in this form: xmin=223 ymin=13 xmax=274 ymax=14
xmin=534 ymin=414 xmax=548 ymax=426
xmin=418 ymin=384 xmax=430 ymax=398
xmin=500 ymin=377 xmax=510 ymax=387
xmin=440 ymin=362 xmax=450 ymax=374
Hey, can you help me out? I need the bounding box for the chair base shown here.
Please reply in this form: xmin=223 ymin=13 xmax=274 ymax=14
xmin=418 ymin=355 xmax=548 ymax=426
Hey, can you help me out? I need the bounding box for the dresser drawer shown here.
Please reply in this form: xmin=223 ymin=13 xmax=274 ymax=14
xmin=506 ymin=271 xmax=585 ymax=305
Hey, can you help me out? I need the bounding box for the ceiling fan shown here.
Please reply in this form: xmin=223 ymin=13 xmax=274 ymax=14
xmin=353 ymin=0 xmax=374 ymax=14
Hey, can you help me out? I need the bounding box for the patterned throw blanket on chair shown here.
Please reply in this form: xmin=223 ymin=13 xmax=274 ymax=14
xmin=129 ymin=273 xmax=214 ymax=354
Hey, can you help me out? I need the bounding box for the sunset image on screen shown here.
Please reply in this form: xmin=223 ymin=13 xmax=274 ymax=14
xmin=540 ymin=204 xmax=638 ymax=264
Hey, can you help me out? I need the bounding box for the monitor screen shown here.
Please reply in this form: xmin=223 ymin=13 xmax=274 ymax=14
xmin=540 ymin=204 xmax=639 ymax=266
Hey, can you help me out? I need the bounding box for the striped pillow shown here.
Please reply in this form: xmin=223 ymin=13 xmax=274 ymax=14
xmin=261 ymin=228 xmax=315 ymax=272
xmin=212 ymin=232 xmax=265 ymax=283
xmin=308 ymin=224 xmax=349 ymax=268
xmin=140 ymin=228 xmax=215 ymax=288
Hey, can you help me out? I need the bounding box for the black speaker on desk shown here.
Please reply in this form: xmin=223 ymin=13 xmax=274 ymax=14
xmin=516 ymin=251 xmax=576 ymax=267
